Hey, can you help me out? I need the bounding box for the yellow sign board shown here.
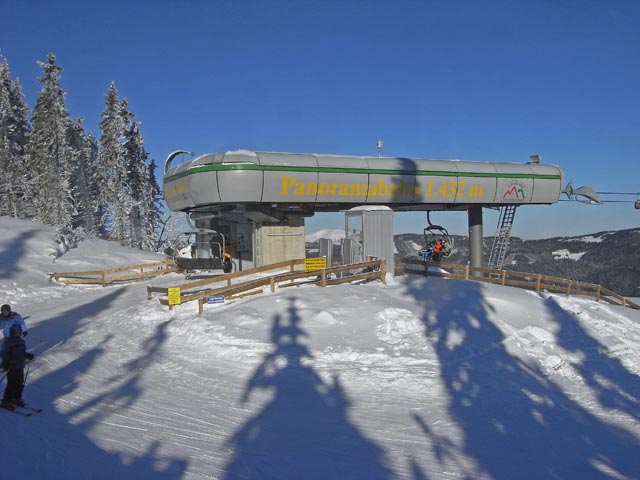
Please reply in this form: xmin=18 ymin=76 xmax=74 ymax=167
xmin=305 ymin=257 xmax=327 ymax=272
xmin=168 ymin=287 xmax=181 ymax=305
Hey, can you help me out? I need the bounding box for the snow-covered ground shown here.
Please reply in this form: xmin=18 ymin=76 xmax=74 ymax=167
xmin=552 ymin=249 xmax=587 ymax=261
xmin=1 ymin=216 xmax=640 ymax=480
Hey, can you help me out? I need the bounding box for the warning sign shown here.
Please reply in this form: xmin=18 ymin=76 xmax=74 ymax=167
xmin=168 ymin=287 xmax=181 ymax=305
xmin=304 ymin=257 xmax=327 ymax=272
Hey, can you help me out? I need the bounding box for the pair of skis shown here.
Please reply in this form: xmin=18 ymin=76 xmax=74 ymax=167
xmin=1 ymin=404 xmax=43 ymax=416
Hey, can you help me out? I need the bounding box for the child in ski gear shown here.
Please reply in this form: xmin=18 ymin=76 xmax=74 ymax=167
xmin=1 ymin=324 xmax=34 ymax=410
xmin=1 ymin=304 xmax=28 ymax=339
xmin=420 ymin=239 xmax=448 ymax=262
xmin=419 ymin=245 xmax=434 ymax=261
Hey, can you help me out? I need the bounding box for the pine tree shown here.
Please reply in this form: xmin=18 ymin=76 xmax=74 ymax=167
xmin=0 ymin=54 xmax=29 ymax=218
xmin=69 ymin=118 xmax=99 ymax=235
xmin=143 ymin=158 xmax=164 ymax=251
xmin=117 ymin=97 xmax=163 ymax=251
xmin=96 ymin=82 xmax=129 ymax=243
xmin=25 ymin=53 xmax=76 ymax=249
xmin=123 ymin=116 xmax=149 ymax=249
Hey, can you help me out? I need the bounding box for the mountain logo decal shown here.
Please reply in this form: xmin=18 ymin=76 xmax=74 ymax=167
xmin=502 ymin=181 xmax=527 ymax=200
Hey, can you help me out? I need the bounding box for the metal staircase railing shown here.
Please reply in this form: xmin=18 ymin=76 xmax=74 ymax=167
xmin=487 ymin=205 xmax=518 ymax=269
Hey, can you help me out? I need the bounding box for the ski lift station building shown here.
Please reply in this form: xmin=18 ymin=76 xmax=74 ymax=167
xmin=163 ymin=150 xmax=564 ymax=272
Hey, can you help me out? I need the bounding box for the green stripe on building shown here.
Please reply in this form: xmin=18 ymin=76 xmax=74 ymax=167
xmin=165 ymin=163 xmax=562 ymax=184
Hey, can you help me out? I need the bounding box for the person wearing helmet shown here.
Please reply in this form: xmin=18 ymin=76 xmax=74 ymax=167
xmin=1 ymin=324 xmax=34 ymax=410
xmin=1 ymin=304 xmax=28 ymax=340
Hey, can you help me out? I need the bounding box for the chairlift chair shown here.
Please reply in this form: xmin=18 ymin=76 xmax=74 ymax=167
xmin=418 ymin=213 xmax=454 ymax=262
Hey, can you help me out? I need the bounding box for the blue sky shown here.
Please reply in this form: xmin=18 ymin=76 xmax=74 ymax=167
xmin=2 ymin=0 xmax=639 ymax=238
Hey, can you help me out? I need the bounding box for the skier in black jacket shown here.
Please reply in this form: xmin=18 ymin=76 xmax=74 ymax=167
xmin=1 ymin=324 xmax=34 ymax=410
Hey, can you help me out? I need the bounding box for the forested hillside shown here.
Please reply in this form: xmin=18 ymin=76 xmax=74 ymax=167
xmin=307 ymin=228 xmax=639 ymax=297
xmin=394 ymin=229 xmax=640 ymax=297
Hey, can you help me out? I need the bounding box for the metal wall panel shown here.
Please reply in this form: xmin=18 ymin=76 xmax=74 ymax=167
xmin=318 ymin=238 xmax=333 ymax=266
xmin=410 ymin=158 xmax=459 ymax=204
xmin=260 ymin=152 xmax=319 ymax=203
xmin=316 ymin=155 xmax=370 ymax=203
xmin=163 ymin=161 xmax=194 ymax=211
xmin=346 ymin=207 xmax=394 ymax=275
xmin=364 ymin=157 xmax=416 ymax=204
xmin=190 ymin=170 xmax=221 ymax=206
xmin=217 ymin=151 xmax=263 ymax=203
xmin=494 ymin=163 xmax=535 ymax=204
xmin=453 ymin=161 xmax=499 ymax=204
xmin=530 ymin=164 xmax=564 ymax=203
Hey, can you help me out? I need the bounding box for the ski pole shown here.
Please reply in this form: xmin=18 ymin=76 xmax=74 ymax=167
xmin=23 ymin=360 xmax=31 ymax=387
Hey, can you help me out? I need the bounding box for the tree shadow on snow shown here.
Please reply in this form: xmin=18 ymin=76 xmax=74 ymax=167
xmin=0 ymin=228 xmax=37 ymax=279
xmin=404 ymin=277 xmax=640 ymax=480
xmin=223 ymin=297 xmax=393 ymax=480
xmin=544 ymin=297 xmax=640 ymax=421
xmin=15 ymin=288 xmax=188 ymax=480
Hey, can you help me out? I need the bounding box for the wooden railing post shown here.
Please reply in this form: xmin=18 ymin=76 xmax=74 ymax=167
xmin=380 ymin=259 xmax=386 ymax=285
xmin=198 ymin=298 xmax=203 ymax=315
xmin=596 ymin=285 xmax=601 ymax=302
xmin=501 ymin=271 xmax=506 ymax=285
xmin=465 ymin=265 xmax=470 ymax=280
xmin=535 ymin=274 xmax=541 ymax=292
xmin=566 ymin=280 xmax=572 ymax=295
xmin=321 ymin=269 xmax=327 ymax=288
xmin=270 ymin=277 xmax=276 ymax=293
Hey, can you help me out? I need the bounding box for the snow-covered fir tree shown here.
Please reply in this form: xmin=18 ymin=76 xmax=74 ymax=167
xmin=0 ymin=54 xmax=29 ymax=218
xmin=96 ymin=82 xmax=130 ymax=244
xmin=68 ymin=118 xmax=99 ymax=235
xmin=25 ymin=53 xmax=76 ymax=249
xmin=3 ymin=53 xmax=162 ymax=253
xmin=123 ymin=115 xmax=150 ymax=249
xmin=143 ymin=158 xmax=164 ymax=251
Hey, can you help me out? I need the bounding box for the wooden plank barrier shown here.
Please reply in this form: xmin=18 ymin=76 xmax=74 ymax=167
xmin=395 ymin=257 xmax=639 ymax=310
xmin=50 ymin=259 xmax=176 ymax=287
xmin=147 ymin=259 xmax=306 ymax=300
xmin=154 ymin=258 xmax=386 ymax=313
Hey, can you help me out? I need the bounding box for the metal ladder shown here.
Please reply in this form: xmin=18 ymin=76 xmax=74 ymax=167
xmin=487 ymin=205 xmax=518 ymax=269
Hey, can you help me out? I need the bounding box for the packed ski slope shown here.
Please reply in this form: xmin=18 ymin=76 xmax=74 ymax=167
xmin=1 ymin=216 xmax=639 ymax=480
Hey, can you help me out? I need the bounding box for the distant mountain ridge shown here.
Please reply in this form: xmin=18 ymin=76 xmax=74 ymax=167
xmin=307 ymin=228 xmax=640 ymax=297
xmin=305 ymin=229 xmax=345 ymax=243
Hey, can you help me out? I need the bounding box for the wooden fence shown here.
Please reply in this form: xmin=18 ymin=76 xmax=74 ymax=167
xmin=396 ymin=258 xmax=640 ymax=310
xmin=50 ymin=259 xmax=176 ymax=287
xmin=149 ymin=258 xmax=387 ymax=313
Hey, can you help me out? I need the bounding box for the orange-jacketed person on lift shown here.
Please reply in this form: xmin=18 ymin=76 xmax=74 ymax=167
xmin=223 ymin=244 xmax=234 ymax=273
xmin=433 ymin=239 xmax=444 ymax=254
